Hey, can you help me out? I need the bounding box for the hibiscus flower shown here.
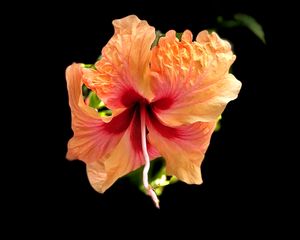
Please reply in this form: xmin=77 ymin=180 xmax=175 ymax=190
xmin=66 ymin=15 xmax=241 ymax=208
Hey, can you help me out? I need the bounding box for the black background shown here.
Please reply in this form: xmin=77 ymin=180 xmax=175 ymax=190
xmin=8 ymin=0 xmax=291 ymax=236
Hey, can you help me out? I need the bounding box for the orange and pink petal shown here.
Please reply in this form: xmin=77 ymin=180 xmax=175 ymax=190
xmin=83 ymin=15 xmax=156 ymax=114
xmin=147 ymin=111 xmax=216 ymax=184
xmin=66 ymin=63 xmax=160 ymax=192
xmin=66 ymin=64 xmax=130 ymax=163
xmin=87 ymin=110 xmax=160 ymax=193
xmin=65 ymin=64 xmax=131 ymax=163
xmin=150 ymin=30 xmax=241 ymax=126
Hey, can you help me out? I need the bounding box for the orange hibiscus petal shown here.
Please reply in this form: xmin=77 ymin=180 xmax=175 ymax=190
xmin=86 ymin=111 xmax=160 ymax=193
xmin=66 ymin=63 xmax=134 ymax=163
xmin=86 ymin=130 xmax=138 ymax=193
xmin=83 ymin=15 xmax=156 ymax=114
xmin=147 ymin=111 xmax=216 ymax=184
xmin=150 ymin=30 xmax=242 ymax=126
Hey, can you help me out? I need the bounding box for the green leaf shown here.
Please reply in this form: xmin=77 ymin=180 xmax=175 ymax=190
xmin=82 ymin=84 xmax=89 ymax=99
xmin=125 ymin=157 xmax=178 ymax=196
xmin=176 ymin=32 xmax=183 ymax=41
xmin=151 ymin=30 xmax=165 ymax=48
xmin=217 ymin=14 xmax=266 ymax=44
xmin=234 ymin=14 xmax=266 ymax=44
xmin=207 ymin=28 xmax=217 ymax=34
xmin=126 ymin=164 xmax=143 ymax=188
xmin=83 ymin=64 xmax=96 ymax=69
xmin=214 ymin=115 xmax=222 ymax=132
xmin=88 ymin=91 xmax=102 ymax=109
xmin=150 ymin=167 xmax=178 ymax=196
xmin=99 ymin=110 xmax=112 ymax=117
xmin=217 ymin=16 xmax=240 ymax=28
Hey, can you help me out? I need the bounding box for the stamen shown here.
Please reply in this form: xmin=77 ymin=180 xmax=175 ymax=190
xmin=140 ymin=105 xmax=160 ymax=208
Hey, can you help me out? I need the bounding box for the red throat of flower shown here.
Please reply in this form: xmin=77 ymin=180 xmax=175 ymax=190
xmin=140 ymin=105 xmax=160 ymax=208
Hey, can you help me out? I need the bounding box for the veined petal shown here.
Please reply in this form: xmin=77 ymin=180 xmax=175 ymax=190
xmin=86 ymin=110 xmax=160 ymax=193
xmin=150 ymin=30 xmax=241 ymax=126
xmin=66 ymin=63 xmax=133 ymax=163
xmin=147 ymin=111 xmax=216 ymax=184
xmin=83 ymin=15 xmax=156 ymax=114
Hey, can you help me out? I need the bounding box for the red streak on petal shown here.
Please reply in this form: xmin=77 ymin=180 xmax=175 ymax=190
xmin=103 ymin=107 xmax=135 ymax=134
xmin=151 ymin=97 xmax=173 ymax=110
xmin=121 ymin=89 xmax=144 ymax=107
xmin=147 ymin=107 xmax=179 ymax=139
xmin=130 ymin=106 xmax=143 ymax=153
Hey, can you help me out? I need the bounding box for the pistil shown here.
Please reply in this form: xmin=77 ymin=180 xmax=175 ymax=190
xmin=140 ymin=105 xmax=160 ymax=208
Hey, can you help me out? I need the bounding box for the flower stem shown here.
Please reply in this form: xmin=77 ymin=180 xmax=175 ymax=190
xmin=140 ymin=105 xmax=160 ymax=208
